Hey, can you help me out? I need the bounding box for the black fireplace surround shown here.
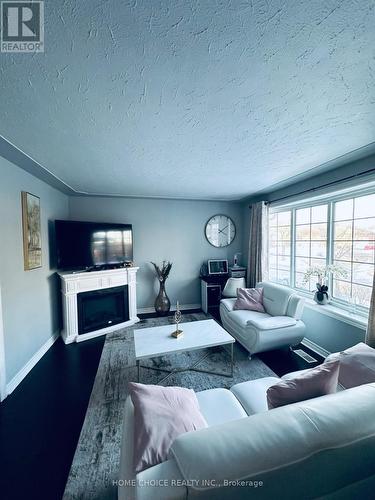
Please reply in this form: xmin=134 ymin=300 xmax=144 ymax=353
xmin=77 ymin=285 xmax=129 ymax=335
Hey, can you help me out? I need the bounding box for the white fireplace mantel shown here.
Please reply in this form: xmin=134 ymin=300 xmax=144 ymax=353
xmin=58 ymin=267 xmax=139 ymax=344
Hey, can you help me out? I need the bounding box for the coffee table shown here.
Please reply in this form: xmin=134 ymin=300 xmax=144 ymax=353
xmin=134 ymin=319 xmax=235 ymax=383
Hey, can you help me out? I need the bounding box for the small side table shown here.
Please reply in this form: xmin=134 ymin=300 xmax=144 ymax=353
xmin=200 ymin=275 xmax=228 ymax=314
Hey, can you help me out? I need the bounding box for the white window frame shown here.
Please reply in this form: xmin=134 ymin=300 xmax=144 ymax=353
xmin=293 ymin=203 xmax=329 ymax=293
xmin=268 ymin=185 xmax=375 ymax=318
xmin=268 ymin=210 xmax=292 ymax=286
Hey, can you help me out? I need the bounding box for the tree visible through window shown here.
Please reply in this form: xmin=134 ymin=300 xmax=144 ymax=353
xmin=333 ymin=194 xmax=375 ymax=308
xmin=295 ymin=204 xmax=328 ymax=291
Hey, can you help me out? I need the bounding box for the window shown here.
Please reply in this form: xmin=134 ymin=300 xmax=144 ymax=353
xmin=333 ymin=194 xmax=375 ymax=308
xmin=268 ymin=191 xmax=375 ymax=313
xmin=295 ymin=205 xmax=328 ymax=291
xmin=269 ymin=211 xmax=291 ymax=286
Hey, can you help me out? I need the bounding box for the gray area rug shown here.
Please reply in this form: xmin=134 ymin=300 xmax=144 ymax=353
xmin=63 ymin=313 xmax=277 ymax=500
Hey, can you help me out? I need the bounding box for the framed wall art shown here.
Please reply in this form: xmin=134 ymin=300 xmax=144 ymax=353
xmin=21 ymin=191 xmax=42 ymax=270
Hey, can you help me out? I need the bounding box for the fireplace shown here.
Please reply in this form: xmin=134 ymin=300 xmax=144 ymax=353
xmin=77 ymin=285 xmax=129 ymax=335
xmin=59 ymin=267 xmax=139 ymax=344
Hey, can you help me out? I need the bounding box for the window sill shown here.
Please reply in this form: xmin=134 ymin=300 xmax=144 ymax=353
xmin=302 ymin=297 xmax=368 ymax=331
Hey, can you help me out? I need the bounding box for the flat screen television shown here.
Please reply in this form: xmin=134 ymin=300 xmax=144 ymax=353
xmin=55 ymin=220 xmax=133 ymax=270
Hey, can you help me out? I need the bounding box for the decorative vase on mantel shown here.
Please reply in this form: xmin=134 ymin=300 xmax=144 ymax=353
xmin=151 ymin=261 xmax=172 ymax=316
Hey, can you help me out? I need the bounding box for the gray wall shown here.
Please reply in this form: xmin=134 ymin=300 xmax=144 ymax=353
xmin=301 ymin=307 xmax=365 ymax=353
xmin=0 ymin=157 xmax=69 ymax=384
xmin=69 ymin=196 xmax=243 ymax=310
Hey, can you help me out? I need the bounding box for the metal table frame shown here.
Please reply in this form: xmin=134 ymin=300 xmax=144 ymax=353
xmin=136 ymin=342 xmax=234 ymax=384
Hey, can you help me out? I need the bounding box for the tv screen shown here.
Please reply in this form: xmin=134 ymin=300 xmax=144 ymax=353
xmin=55 ymin=220 xmax=133 ymax=270
xmin=208 ymin=259 xmax=228 ymax=275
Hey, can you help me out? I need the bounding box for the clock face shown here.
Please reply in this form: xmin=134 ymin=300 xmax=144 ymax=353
xmin=205 ymin=215 xmax=236 ymax=248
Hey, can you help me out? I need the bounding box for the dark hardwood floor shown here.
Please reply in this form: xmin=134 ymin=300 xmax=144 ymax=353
xmin=0 ymin=310 xmax=322 ymax=500
xmin=258 ymin=344 xmax=323 ymax=376
xmin=0 ymin=336 xmax=105 ymax=500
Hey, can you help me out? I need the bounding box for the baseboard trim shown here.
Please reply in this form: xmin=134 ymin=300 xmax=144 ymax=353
xmin=138 ymin=303 xmax=201 ymax=315
xmin=301 ymin=338 xmax=331 ymax=359
xmin=6 ymin=331 xmax=59 ymax=396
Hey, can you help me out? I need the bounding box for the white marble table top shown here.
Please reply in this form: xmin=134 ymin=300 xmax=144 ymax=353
xmin=134 ymin=319 xmax=234 ymax=360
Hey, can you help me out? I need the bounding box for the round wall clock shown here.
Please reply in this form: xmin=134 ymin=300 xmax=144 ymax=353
xmin=205 ymin=214 xmax=236 ymax=248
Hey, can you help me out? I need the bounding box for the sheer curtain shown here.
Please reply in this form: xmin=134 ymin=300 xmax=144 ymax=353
xmin=366 ymin=270 xmax=375 ymax=348
xmin=247 ymin=201 xmax=268 ymax=288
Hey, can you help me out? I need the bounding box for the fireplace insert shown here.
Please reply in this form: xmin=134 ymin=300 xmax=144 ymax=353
xmin=77 ymin=285 xmax=129 ymax=335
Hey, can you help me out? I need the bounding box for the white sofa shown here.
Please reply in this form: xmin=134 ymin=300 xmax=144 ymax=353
xmin=220 ymin=281 xmax=306 ymax=357
xmin=118 ymin=378 xmax=375 ymax=500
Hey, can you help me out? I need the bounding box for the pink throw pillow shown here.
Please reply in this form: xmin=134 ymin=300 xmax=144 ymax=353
xmin=129 ymin=382 xmax=207 ymax=473
xmin=233 ymin=287 xmax=265 ymax=313
xmin=266 ymin=359 xmax=340 ymax=409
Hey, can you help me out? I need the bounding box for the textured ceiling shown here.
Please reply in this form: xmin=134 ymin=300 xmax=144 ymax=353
xmin=1 ymin=0 xmax=375 ymax=200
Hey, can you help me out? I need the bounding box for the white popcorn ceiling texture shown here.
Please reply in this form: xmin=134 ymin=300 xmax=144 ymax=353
xmin=0 ymin=0 xmax=374 ymax=200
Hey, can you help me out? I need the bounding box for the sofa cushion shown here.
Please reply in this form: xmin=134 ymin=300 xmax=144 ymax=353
xmin=230 ymin=377 xmax=281 ymax=415
xmin=129 ymin=382 xmax=207 ymax=473
xmin=257 ymin=281 xmax=292 ymax=316
xmin=196 ymin=388 xmax=248 ymax=425
xmin=246 ymin=315 xmax=297 ymax=330
xmin=227 ymin=309 xmax=271 ymax=329
xmin=267 ymin=359 xmax=340 ymax=409
xmin=220 ymin=298 xmax=236 ymax=312
xmin=233 ymin=287 xmax=266 ymax=313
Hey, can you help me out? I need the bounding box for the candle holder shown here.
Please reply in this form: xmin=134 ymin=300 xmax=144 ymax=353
xmin=171 ymin=302 xmax=183 ymax=338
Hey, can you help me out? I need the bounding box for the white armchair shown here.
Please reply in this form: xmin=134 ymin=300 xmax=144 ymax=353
xmin=220 ymin=281 xmax=305 ymax=357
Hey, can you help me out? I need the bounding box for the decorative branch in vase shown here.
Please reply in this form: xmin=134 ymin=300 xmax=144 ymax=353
xmin=303 ymin=264 xmax=347 ymax=305
xmin=151 ymin=261 xmax=172 ymax=316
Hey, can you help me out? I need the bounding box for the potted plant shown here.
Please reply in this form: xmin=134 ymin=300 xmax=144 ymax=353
xmin=151 ymin=261 xmax=172 ymax=315
xmin=303 ymin=264 xmax=347 ymax=305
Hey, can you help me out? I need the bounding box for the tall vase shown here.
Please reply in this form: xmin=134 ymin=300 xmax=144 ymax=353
xmin=155 ymin=280 xmax=171 ymax=316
